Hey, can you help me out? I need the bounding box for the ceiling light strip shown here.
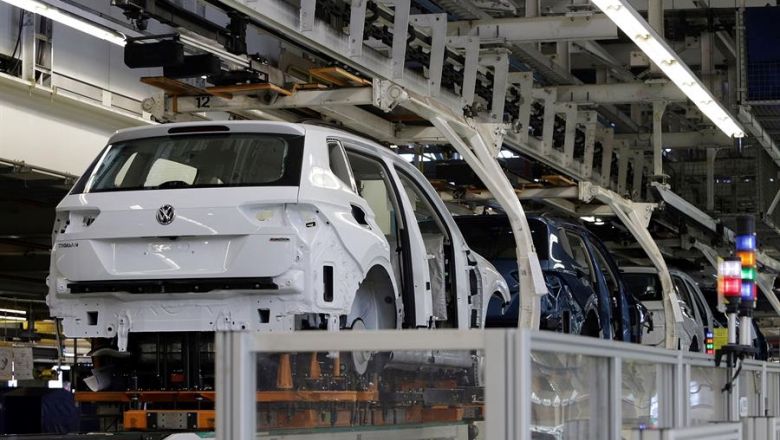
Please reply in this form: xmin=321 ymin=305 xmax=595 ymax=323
xmin=2 ymin=0 xmax=126 ymax=46
xmin=591 ymin=0 xmax=744 ymax=138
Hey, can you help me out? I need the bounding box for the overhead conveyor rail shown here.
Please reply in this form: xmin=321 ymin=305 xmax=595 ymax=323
xmin=135 ymin=0 xmax=690 ymax=343
xmin=6 ymin=0 xmax=767 ymax=348
xmin=4 ymin=0 xmax=779 ymax=267
xmin=216 ymin=328 xmax=780 ymax=440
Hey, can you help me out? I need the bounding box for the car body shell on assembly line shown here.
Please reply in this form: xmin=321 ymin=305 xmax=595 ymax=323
xmin=47 ymin=122 xmax=509 ymax=350
xmin=454 ymin=214 xmax=650 ymax=343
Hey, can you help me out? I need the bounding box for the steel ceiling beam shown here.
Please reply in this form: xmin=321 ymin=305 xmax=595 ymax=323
xmin=447 ymin=13 xmax=618 ymax=43
xmin=627 ymin=0 xmax=773 ymax=10
xmin=738 ymin=106 xmax=780 ymax=168
xmin=616 ymin=130 xmax=733 ymax=148
xmin=173 ymin=87 xmax=374 ymax=112
xmin=552 ymin=81 xmax=686 ymax=104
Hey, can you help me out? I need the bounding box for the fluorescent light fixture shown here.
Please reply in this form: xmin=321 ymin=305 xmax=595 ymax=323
xmin=2 ymin=0 xmax=126 ymax=46
xmin=0 ymin=316 xmax=27 ymax=322
xmin=0 ymin=308 xmax=25 ymax=315
xmin=591 ymin=0 xmax=744 ymax=138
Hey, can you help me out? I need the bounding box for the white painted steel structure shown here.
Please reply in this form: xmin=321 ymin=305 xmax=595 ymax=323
xmin=140 ymin=0 xmax=688 ymax=345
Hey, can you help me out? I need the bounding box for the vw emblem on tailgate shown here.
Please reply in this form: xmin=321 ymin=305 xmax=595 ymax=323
xmin=156 ymin=205 xmax=175 ymax=225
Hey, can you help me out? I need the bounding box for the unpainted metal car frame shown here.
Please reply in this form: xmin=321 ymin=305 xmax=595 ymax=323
xmin=454 ymin=214 xmax=649 ymax=343
xmin=47 ymin=122 xmax=509 ymax=350
xmin=622 ymin=266 xmax=714 ymax=351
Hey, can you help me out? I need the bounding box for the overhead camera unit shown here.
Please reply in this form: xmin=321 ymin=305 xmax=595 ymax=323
xmin=124 ymin=34 xmax=221 ymax=79
xmin=124 ymin=35 xmax=184 ymax=68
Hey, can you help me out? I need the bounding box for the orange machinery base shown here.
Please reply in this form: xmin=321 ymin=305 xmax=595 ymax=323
xmin=123 ymin=406 xmax=469 ymax=431
xmin=124 ymin=409 xmax=215 ymax=430
xmin=83 ymin=388 xmax=479 ymax=431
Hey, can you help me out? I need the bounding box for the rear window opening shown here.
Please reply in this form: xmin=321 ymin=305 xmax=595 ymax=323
xmin=71 ymin=133 xmax=305 ymax=194
xmin=622 ymin=272 xmax=663 ymax=302
xmin=453 ymin=216 xmax=549 ymax=261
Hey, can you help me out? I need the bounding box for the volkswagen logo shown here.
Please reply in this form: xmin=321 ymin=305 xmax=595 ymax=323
xmin=156 ymin=205 xmax=175 ymax=225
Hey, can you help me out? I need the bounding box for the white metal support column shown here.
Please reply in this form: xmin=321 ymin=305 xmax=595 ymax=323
xmin=648 ymin=0 xmax=664 ymax=74
xmin=537 ymin=88 xmax=558 ymax=156
xmin=692 ymin=241 xmax=720 ymax=268
xmin=349 ymin=0 xmax=368 ymax=57
xmin=484 ymin=330 xmax=510 ymax=439
xmin=652 ymin=100 xmax=667 ymax=177
xmin=631 ymin=151 xmax=645 ymax=199
xmin=216 ymin=331 xmax=255 ymax=440
xmin=20 ymin=11 xmax=35 ymax=82
xmin=657 ymin=362 xmax=675 ymax=428
xmin=513 ymin=330 xmax=532 ymax=440
xmin=446 ymin=36 xmax=480 ymax=106
xmin=556 ymin=41 xmax=570 ymax=72
xmin=349 ymin=0 xmax=410 ymax=79
xmin=526 ymin=0 xmax=538 ymax=18
xmin=581 ymin=111 xmax=598 ymax=177
xmin=617 ymin=145 xmax=630 ymax=194
xmin=581 ymin=182 xmax=682 ymax=347
xmin=431 ymin=117 xmax=546 ymax=328
xmin=299 ymin=0 xmax=316 ymax=32
xmin=728 ymin=370 xmax=740 ymax=422
xmin=672 ymin=351 xmax=685 ymax=427
xmin=682 ymin=362 xmax=692 ymax=426
xmin=479 ymin=50 xmax=510 ymax=122
xmin=509 ymin=72 xmax=534 ymax=145
xmin=767 ymin=187 xmax=780 ymax=218
xmin=386 ymin=0 xmax=410 ymax=79
xmin=410 ymin=13 xmax=447 ymax=97
xmin=609 ymin=357 xmax=622 ymax=440
xmin=560 ymin=103 xmax=578 ymax=165
xmin=599 ymin=127 xmax=615 ymax=187
xmin=757 ymin=272 xmax=780 ymax=317
xmin=761 ymin=363 xmax=769 ymax=417
xmin=701 ymin=31 xmax=714 ymax=96
xmin=706 ymin=148 xmax=718 ymax=211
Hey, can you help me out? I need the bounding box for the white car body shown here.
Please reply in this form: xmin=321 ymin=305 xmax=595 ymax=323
xmin=47 ymin=122 xmax=509 ymax=349
xmin=622 ymin=267 xmax=714 ymax=351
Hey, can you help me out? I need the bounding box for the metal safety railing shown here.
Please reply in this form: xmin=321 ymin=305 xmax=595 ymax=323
xmin=215 ymin=329 xmax=780 ymax=440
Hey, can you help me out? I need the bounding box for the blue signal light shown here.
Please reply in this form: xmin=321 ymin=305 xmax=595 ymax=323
xmin=736 ymin=234 xmax=756 ymax=251
xmin=741 ymin=281 xmax=756 ymax=300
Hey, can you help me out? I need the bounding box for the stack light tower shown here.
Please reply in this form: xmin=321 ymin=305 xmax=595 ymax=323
xmin=715 ymin=215 xmax=757 ymax=366
xmin=737 ymin=216 xmax=757 ymax=346
xmin=718 ymin=256 xmax=742 ymax=345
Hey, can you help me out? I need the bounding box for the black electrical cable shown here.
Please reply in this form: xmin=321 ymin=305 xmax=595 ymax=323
xmin=8 ymin=10 xmax=25 ymax=74
xmin=721 ymin=357 xmax=743 ymax=393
